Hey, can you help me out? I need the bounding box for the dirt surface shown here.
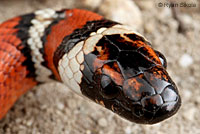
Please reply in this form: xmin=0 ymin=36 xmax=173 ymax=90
xmin=0 ymin=0 xmax=200 ymax=134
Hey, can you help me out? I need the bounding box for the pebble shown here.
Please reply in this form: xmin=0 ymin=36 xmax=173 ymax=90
xmin=168 ymin=19 xmax=179 ymax=30
xmin=26 ymin=119 xmax=34 ymax=126
xmin=180 ymin=14 xmax=193 ymax=27
xmin=182 ymin=89 xmax=192 ymax=101
xmin=19 ymin=125 xmax=26 ymax=130
xmin=144 ymin=22 xmax=155 ymax=33
xmin=158 ymin=8 xmax=172 ymax=19
xmin=179 ymin=54 xmax=193 ymax=68
xmin=99 ymin=0 xmax=142 ymax=30
xmin=86 ymin=130 xmax=92 ymax=134
xmin=67 ymin=99 xmax=77 ymax=109
xmin=17 ymin=130 xmax=26 ymax=134
xmin=195 ymin=97 xmax=200 ymax=104
xmin=183 ymin=107 xmax=197 ymax=121
xmin=124 ymin=126 xmax=132 ymax=134
xmin=15 ymin=118 xmax=22 ymax=123
xmin=188 ymin=76 xmax=195 ymax=83
xmin=40 ymin=104 xmax=48 ymax=110
xmin=135 ymin=1 xmax=154 ymax=10
xmin=56 ymin=109 xmax=63 ymax=116
xmin=98 ymin=118 xmax=108 ymax=127
xmin=57 ymin=102 xmax=65 ymax=110
xmin=81 ymin=0 xmax=102 ymax=9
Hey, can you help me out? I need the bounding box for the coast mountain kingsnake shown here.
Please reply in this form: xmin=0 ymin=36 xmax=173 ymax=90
xmin=0 ymin=8 xmax=181 ymax=124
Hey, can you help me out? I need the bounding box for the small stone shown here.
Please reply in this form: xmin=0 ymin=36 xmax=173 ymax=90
xmin=68 ymin=100 xmax=77 ymax=109
xmin=86 ymin=130 xmax=92 ymax=134
xmin=19 ymin=125 xmax=26 ymax=130
xmin=168 ymin=19 xmax=179 ymax=30
xmin=195 ymin=97 xmax=200 ymax=104
xmin=188 ymin=76 xmax=195 ymax=83
xmin=98 ymin=118 xmax=107 ymax=127
xmin=99 ymin=0 xmax=142 ymax=30
xmin=26 ymin=119 xmax=34 ymax=126
xmin=182 ymin=89 xmax=192 ymax=101
xmin=180 ymin=14 xmax=193 ymax=26
xmin=56 ymin=109 xmax=63 ymax=116
xmin=183 ymin=107 xmax=197 ymax=121
xmin=99 ymin=131 xmax=104 ymax=134
xmin=135 ymin=1 xmax=154 ymax=10
xmin=144 ymin=22 xmax=155 ymax=33
xmin=17 ymin=130 xmax=26 ymax=134
xmin=81 ymin=0 xmax=102 ymax=9
xmin=124 ymin=126 xmax=132 ymax=134
xmin=40 ymin=104 xmax=48 ymax=110
xmin=158 ymin=8 xmax=172 ymax=20
xmin=15 ymin=118 xmax=22 ymax=123
xmin=57 ymin=102 xmax=65 ymax=110
xmin=179 ymin=54 xmax=193 ymax=68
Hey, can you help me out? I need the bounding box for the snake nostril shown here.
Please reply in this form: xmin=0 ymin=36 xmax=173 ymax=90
xmin=141 ymin=94 xmax=164 ymax=112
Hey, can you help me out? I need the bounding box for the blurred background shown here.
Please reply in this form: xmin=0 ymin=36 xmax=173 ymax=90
xmin=0 ymin=0 xmax=199 ymax=134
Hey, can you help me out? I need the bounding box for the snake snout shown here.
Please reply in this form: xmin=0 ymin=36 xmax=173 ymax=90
xmin=152 ymin=85 xmax=181 ymax=124
xmin=121 ymin=67 xmax=181 ymax=124
xmin=138 ymin=85 xmax=181 ymax=124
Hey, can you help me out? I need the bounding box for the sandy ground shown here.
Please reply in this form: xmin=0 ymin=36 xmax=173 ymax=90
xmin=0 ymin=0 xmax=200 ymax=134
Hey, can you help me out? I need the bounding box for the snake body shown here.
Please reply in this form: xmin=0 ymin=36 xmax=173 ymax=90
xmin=0 ymin=9 xmax=181 ymax=124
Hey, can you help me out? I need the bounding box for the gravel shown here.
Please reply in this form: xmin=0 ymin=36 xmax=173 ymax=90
xmin=0 ymin=0 xmax=200 ymax=134
xmin=179 ymin=54 xmax=193 ymax=68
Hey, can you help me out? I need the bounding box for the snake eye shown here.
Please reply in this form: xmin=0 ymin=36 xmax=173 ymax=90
xmin=100 ymin=75 xmax=121 ymax=99
xmin=155 ymin=50 xmax=167 ymax=68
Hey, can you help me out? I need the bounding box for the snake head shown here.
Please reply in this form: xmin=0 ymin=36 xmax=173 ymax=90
xmin=96 ymin=54 xmax=181 ymax=124
xmin=120 ymin=66 xmax=181 ymax=124
xmin=81 ymin=26 xmax=181 ymax=124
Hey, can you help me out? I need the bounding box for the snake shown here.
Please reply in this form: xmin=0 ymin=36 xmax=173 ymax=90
xmin=0 ymin=8 xmax=181 ymax=124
